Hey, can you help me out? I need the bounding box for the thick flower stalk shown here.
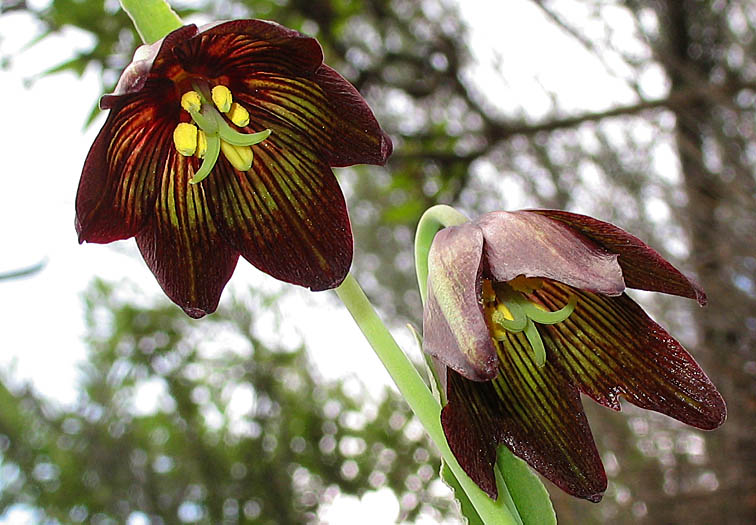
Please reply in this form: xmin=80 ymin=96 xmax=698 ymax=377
xmin=422 ymin=209 xmax=726 ymax=502
xmin=76 ymin=20 xmax=392 ymax=318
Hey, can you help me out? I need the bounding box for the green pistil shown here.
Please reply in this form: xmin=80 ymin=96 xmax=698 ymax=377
xmin=491 ymin=283 xmax=577 ymax=367
xmin=191 ymin=133 xmax=221 ymax=184
xmin=178 ymin=85 xmax=272 ymax=184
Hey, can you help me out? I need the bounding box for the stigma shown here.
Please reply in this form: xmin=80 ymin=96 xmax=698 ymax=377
xmin=171 ymin=83 xmax=271 ymax=183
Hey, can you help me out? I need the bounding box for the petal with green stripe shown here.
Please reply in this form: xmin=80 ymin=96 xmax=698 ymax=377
xmin=442 ymin=328 xmax=607 ymax=501
xmin=177 ymin=20 xmax=324 ymax=80
xmin=533 ymin=281 xmax=726 ymax=429
xmin=234 ymin=72 xmax=390 ymax=169
xmin=204 ymin=116 xmax=352 ymax=291
xmin=136 ymin=151 xmax=239 ymax=318
xmin=423 ymin=223 xmax=498 ymax=381
xmin=76 ymin=80 xmax=177 ymax=244
xmin=529 ymin=210 xmax=707 ymax=305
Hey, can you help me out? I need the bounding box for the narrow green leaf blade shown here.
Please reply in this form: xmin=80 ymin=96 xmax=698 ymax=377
xmin=496 ymin=448 xmax=556 ymax=525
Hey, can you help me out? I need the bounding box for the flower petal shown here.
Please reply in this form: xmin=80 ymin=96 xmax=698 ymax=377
xmin=76 ymin=81 xmax=176 ymax=243
xmin=423 ymin=223 xmax=498 ymax=381
xmin=175 ymin=20 xmax=391 ymax=167
xmin=175 ymin=20 xmax=324 ymax=81
xmin=534 ymin=281 xmax=726 ymax=429
xmin=313 ymin=64 xmax=393 ymax=166
xmin=100 ymin=25 xmax=197 ymax=107
xmin=442 ymin=330 xmax=607 ymax=501
xmin=136 ymin=151 xmax=238 ymax=318
xmin=475 ymin=211 xmax=626 ymax=296
xmin=204 ymin=116 xmax=352 ymax=291
xmin=231 ymin=71 xmax=390 ymax=168
xmin=529 ymin=209 xmax=707 ymax=305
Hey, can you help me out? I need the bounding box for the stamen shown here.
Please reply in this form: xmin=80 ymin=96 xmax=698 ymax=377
xmin=195 ymin=130 xmax=208 ymax=159
xmin=486 ymin=280 xmax=577 ymax=367
xmin=176 ymin=84 xmax=271 ymax=183
xmin=173 ymin=123 xmax=198 ymax=156
xmin=227 ymin=102 xmax=250 ymax=127
xmin=211 ymin=85 xmax=233 ymax=113
xmin=509 ymin=275 xmax=544 ymax=293
xmin=181 ymin=91 xmax=202 ymax=113
xmin=220 ymin=141 xmax=254 ymax=171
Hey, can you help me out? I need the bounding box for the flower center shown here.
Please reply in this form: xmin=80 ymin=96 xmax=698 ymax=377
xmin=482 ymin=277 xmax=577 ymax=367
xmin=172 ymin=83 xmax=272 ymax=184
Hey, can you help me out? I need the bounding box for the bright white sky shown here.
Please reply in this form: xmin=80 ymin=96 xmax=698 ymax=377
xmin=0 ymin=1 xmax=662 ymax=523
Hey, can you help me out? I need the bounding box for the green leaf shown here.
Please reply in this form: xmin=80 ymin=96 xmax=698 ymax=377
xmin=495 ymin=447 xmax=556 ymax=525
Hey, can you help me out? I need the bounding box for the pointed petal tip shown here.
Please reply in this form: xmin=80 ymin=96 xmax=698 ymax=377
xmin=182 ymin=305 xmax=212 ymax=319
xmin=378 ymin=131 xmax=394 ymax=165
xmin=585 ymin=491 xmax=605 ymax=503
xmin=697 ymin=392 xmax=727 ymax=430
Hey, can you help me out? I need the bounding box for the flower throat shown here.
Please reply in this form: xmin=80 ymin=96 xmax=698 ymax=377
xmin=172 ymin=82 xmax=271 ymax=183
xmin=483 ymin=276 xmax=577 ymax=367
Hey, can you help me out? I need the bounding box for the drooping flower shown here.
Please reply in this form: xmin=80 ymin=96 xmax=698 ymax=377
xmin=76 ymin=20 xmax=392 ymax=318
xmin=422 ymin=210 xmax=726 ymax=502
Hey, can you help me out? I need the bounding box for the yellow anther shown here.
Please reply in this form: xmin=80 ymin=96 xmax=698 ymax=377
xmin=173 ymin=123 xmax=198 ymax=156
xmin=181 ymin=91 xmax=202 ymax=113
xmin=496 ymin=303 xmax=514 ymax=321
xmin=195 ymin=130 xmax=208 ymax=159
xmin=212 ymin=85 xmax=233 ymax=113
xmin=482 ymin=280 xmax=496 ymax=303
xmin=220 ymin=141 xmax=253 ymax=171
xmin=227 ymin=102 xmax=250 ymax=127
xmin=485 ymin=303 xmax=506 ymax=340
xmin=509 ymin=275 xmax=544 ymax=294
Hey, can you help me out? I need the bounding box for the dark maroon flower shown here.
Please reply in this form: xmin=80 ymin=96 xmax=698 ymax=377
xmin=422 ymin=210 xmax=725 ymax=502
xmin=76 ymin=20 xmax=392 ymax=318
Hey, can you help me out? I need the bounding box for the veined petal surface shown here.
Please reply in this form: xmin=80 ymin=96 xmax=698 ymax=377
xmin=76 ymin=80 xmax=177 ymax=243
xmin=176 ymin=20 xmax=324 ymax=80
xmin=534 ymin=281 xmax=726 ymax=428
xmin=136 ymin=151 xmax=239 ymax=318
xmin=442 ymin=329 xmax=607 ymax=501
xmin=204 ymin=114 xmax=352 ymax=291
xmin=529 ymin=209 xmax=707 ymax=305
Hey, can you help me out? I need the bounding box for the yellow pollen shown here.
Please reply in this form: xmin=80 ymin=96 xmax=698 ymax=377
xmin=173 ymin=123 xmax=198 ymax=156
xmin=212 ymin=85 xmax=233 ymax=113
xmin=180 ymin=91 xmax=202 ymax=113
xmin=509 ymin=275 xmax=544 ymax=294
xmin=227 ymin=102 xmax=250 ymax=127
xmin=496 ymin=303 xmax=514 ymax=321
xmin=195 ymin=130 xmax=208 ymax=159
xmin=220 ymin=141 xmax=253 ymax=171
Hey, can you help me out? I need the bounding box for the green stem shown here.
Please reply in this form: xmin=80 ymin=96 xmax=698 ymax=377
xmin=414 ymin=204 xmax=469 ymax=305
xmin=335 ymin=273 xmax=517 ymax=525
xmin=413 ymin=204 xmax=524 ymax=523
xmin=120 ymin=0 xmax=183 ymax=44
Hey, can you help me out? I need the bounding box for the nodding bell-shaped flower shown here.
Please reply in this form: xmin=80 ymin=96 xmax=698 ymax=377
xmin=76 ymin=20 xmax=392 ymax=318
xmin=422 ymin=210 xmax=726 ymax=502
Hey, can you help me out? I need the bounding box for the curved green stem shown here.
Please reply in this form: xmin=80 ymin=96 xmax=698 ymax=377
xmin=414 ymin=204 xmax=470 ymax=305
xmin=335 ymin=273 xmax=517 ymax=525
xmin=120 ymin=0 xmax=183 ymax=44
